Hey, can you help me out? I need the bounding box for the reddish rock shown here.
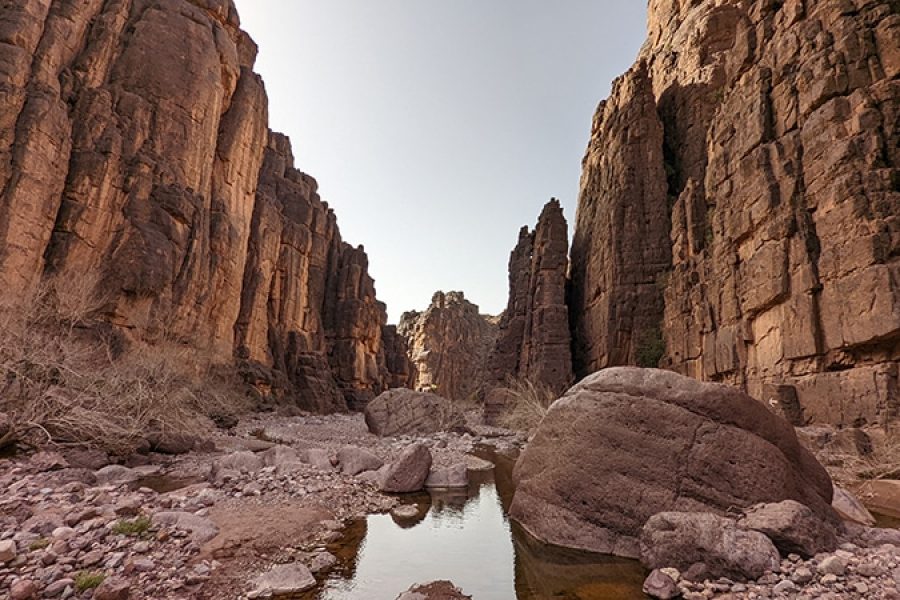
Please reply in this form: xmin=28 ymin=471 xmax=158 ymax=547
xmin=569 ymin=0 xmax=900 ymax=427
xmin=484 ymin=199 xmax=573 ymax=422
xmin=398 ymin=291 xmax=497 ymax=401
xmin=0 ymin=1 xmax=403 ymax=413
xmin=510 ymin=368 xmax=837 ymax=558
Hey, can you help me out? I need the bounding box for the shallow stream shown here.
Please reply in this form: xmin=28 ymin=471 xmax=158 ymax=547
xmin=303 ymin=447 xmax=648 ymax=600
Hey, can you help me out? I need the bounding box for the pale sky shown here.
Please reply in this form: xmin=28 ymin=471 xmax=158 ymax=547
xmin=235 ymin=1 xmax=648 ymax=323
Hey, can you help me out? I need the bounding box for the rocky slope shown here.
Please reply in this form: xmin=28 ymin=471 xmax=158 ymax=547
xmin=569 ymin=0 xmax=899 ymax=427
xmin=0 ymin=0 xmax=402 ymax=411
xmin=397 ymin=292 xmax=497 ymax=401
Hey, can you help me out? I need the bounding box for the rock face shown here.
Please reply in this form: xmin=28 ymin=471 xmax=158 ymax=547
xmin=640 ymin=512 xmax=781 ymax=582
xmin=509 ymin=368 xmax=836 ymax=558
xmin=487 ymin=199 xmax=574 ymax=393
xmin=568 ymin=0 xmax=900 ymax=426
xmin=0 ymin=0 xmax=404 ymax=412
xmin=364 ymin=389 xmax=466 ymax=437
xmin=398 ymin=291 xmax=497 ymax=401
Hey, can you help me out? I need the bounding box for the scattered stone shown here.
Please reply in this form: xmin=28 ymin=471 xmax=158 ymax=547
xmin=152 ymin=511 xmax=220 ymax=544
xmin=364 ymin=389 xmax=466 ymax=437
xmin=307 ymin=448 xmax=336 ymax=471
xmin=44 ymin=579 xmax=74 ymax=596
xmin=773 ymin=580 xmax=797 ymax=595
xmin=740 ymin=500 xmax=838 ymax=557
xmin=10 ymin=579 xmax=37 ymax=600
xmin=211 ymin=451 xmax=263 ymax=476
xmin=396 ymin=581 xmax=472 ymax=600
xmin=831 ymin=486 xmax=876 ymax=526
xmin=380 ymin=444 xmax=433 ymax=493
xmin=643 ymin=569 xmax=679 ymax=599
xmin=93 ymin=577 xmax=131 ymax=600
xmin=249 ymin=562 xmax=316 ymax=597
xmin=95 ymin=465 xmax=141 ymax=485
xmin=817 ymin=555 xmax=847 ymax=576
xmin=338 ymin=446 xmax=384 ymax=476
xmin=0 ymin=539 xmax=16 ymax=562
xmin=640 ymin=512 xmax=781 ymax=581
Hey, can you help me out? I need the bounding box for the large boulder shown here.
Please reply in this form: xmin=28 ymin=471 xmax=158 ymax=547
xmin=364 ymin=389 xmax=465 ymax=437
xmin=640 ymin=512 xmax=781 ymax=582
xmin=396 ymin=581 xmax=471 ymax=600
xmin=380 ymin=444 xmax=432 ymax=493
xmin=739 ymin=500 xmax=838 ymax=557
xmin=510 ymin=368 xmax=837 ymax=557
xmin=337 ymin=446 xmax=384 ymax=476
xmin=248 ymin=563 xmax=316 ymax=598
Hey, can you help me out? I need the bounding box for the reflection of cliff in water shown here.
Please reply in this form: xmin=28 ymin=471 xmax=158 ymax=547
xmin=512 ymin=522 xmax=646 ymax=599
xmin=312 ymin=445 xmax=648 ymax=599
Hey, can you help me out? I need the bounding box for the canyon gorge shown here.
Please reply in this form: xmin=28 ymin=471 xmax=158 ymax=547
xmin=0 ymin=0 xmax=899 ymax=599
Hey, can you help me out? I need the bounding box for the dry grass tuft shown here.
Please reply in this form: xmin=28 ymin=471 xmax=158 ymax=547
xmin=826 ymin=433 xmax=900 ymax=488
xmin=498 ymin=377 xmax=559 ymax=432
xmin=0 ymin=278 xmax=251 ymax=455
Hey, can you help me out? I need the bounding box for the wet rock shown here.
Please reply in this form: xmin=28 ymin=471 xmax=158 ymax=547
xmin=249 ymin=562 xmax=316 ymax=597
xmin=640 ymin=512 xmax=781 ymax=582
xmin=364 ymin=389 xmax=465 ymax=437
xmin=380 ymin=444 xmax=433 ymax=493
xmin=740 ymin=500 xmax=839 ymax=558
xmin=396 ymin=581 xmax=472 ymax=600
xmin=832 ymin=487 xmax=876 ymax=526
xmin=308 ymin=551 xmax=337 ymax=573
xmin=212 ymin=451 xmax=263 ymax=477
xmin=93 ymin=577 xmax=131 ymax=600
xmin=391 ymin=505 xmax=421 ymax=520
xmin=510 ymin=368 xmax=836 ymax=557
xmin=337 ymin=446 xmax=384 ymax=476
xmin=262 ymin=445 xmax=303 ymax=467
xmin=643 ymin=569 xmax=679 ymax=599
xmin=425 ymin=464 xmax=468 ymax=488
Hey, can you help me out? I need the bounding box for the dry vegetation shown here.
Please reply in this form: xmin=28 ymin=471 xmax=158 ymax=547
xmin=0 ymin=277 xmax=251 ymax=455
xmin=825 ymin=433 xmax=900 ymax=489
xmin=498 ymin=377 xmax=560 ymax=432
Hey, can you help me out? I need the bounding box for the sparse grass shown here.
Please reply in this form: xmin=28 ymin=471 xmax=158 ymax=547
xmin=112 ymin=515 xmax=152 ymax=537
xmin=74 ymin=571 xmax=105 ymax=592
xmin=29 ymin=538 xmax=49 ymax=551
xmin=498 ymin=378 xmax=559 ymax=433
xmin=636 ymin=327 xmax=666 ymax=368
xmin=0 ymin=277 xmax=252 ymax=455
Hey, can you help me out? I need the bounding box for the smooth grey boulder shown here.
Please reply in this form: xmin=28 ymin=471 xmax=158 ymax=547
xmin=338 ymin=446 xmax=384 ymax=476
xmin=248 ymin=562 xmax=316 ymax=598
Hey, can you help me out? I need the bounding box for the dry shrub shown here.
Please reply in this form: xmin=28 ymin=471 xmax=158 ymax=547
xmin=0 ymin=278 xmax=251 ymax=455
xmin=498 ymin=377 xmax=559 ymax=432
xmin=826 ymin=433 xmax=900 ymax=489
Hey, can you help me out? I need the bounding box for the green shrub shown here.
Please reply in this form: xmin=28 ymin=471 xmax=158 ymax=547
xmin=112 ymin=515 xmax=151 ymax=537
xmin=636 ymin=328 xmax=666 ymax=368
xmin=75 ymin=571 xmax=105 ymax=592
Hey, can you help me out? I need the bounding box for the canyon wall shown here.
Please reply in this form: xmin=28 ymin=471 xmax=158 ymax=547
xmin=487 ymin=199 xmax=574 ymax=392
xmin=571 ymin=0 xmax=899 ymax=427
xmin=0 ymin=0 xmax=402 ymax=412
xmin=397 ymin=291 xmax=497 ymax=401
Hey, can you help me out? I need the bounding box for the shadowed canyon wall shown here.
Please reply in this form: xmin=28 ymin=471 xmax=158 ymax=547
xmin=569 ymin=0 xmax=899 ymax=427
xmin=0 ymin=0 xmax=403 ymax=412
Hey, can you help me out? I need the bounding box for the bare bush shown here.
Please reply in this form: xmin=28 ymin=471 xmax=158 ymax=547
xmin=498 ymin=377 xmax=559 ymax=432
xmin=826 ymin=433 xmax=900 ymax=489
xmin=0 ymin=278 xmax=251 ymax=455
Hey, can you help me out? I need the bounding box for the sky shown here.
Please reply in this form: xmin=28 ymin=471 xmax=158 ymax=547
xmin=236 ymin=1 xmax=648 ymax=323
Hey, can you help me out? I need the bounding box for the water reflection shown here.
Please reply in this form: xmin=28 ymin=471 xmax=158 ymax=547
xmin=308 ymin=446 xmax=647 ymax=600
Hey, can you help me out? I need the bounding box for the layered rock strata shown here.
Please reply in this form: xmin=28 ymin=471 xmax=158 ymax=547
xmin=0 ymin=0 xmax=401 ymax=411
xmin=487 ymin=199 xmax=574 ymax=392
xmin=569 ymin=0 xmax=899 ymax=426
xmin=398 ymin=291 xmax=497 ymax=401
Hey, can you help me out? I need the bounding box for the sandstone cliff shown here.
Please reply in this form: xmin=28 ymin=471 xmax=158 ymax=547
xmin=397 ymin=291 xmax=497 ymax=401
xmin=571 ymin=0 xmax=899 ymax=427
xmin=487 ymin=199 xmax=574 ymax=393
xmin=0 ymin=0 xmax=401 ymax=412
